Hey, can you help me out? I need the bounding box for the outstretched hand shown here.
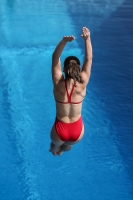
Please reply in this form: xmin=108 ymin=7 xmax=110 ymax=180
xmin=81 ymin=27 xmax=90 ymax=40
xmin=63 ymin=36 xmax=75 ymax=42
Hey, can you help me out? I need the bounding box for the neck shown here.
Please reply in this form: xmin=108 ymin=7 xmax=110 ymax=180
xmin=65 ymin=78 xmax=77 ymax=87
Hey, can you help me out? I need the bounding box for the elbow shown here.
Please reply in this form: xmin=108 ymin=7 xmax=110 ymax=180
xmin=52 ymin=52 xmax=60 ymax=61
xmin=52 ymin=51 xmax=59 ymax=58
xmin=86 ymin=56 xmax=93 ymax=61
xmin=52 ymin=52 xmax=55 ymax=58
xmin=87 ymin=53 xmax=93 ymax=60
xmin=52 ymin=52 xmax=57 ymax=60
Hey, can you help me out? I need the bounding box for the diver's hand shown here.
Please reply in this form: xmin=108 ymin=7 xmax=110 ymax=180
xmin=81 ymin=27 xmax=90 ymax=40
xmin=63 ymin=36 xmax=75 ymax=42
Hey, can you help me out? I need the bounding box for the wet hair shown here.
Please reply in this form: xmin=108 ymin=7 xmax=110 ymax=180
xmin=63 ymin=56 xmax=81 ymax=84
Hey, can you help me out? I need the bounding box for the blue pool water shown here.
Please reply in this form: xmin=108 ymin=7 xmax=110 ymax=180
xmin=0 ymin=0 xmax=133 ymax=199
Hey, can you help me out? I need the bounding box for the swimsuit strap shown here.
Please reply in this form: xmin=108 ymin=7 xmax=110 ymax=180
xmin=65 ymin=80 xmax=75 ymax=103
xmin=55 ymin=81 xmax=83 ymax=104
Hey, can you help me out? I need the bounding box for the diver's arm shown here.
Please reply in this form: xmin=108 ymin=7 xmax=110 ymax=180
xmin=52 ymin=36 xmax=75 ymax=84
xmin=81 ymin=27 xmax=92 ymax=85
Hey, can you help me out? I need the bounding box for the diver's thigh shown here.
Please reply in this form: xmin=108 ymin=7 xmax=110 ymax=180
xmin=50 ymin=125 xmax=64 ymax=145
xmin=76 ymin=124 xmax=84 ymax=142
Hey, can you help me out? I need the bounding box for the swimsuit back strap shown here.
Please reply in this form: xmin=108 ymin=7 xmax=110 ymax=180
xmin=65 ymin=80 xmax=75 ymax=103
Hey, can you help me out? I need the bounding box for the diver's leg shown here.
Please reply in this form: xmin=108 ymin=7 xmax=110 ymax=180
xmin=57 ymin=144 xmax=72 ymax=155
xmin=49 ymin=125 xmax=64 ymax=156
xmin=49 ymin=142 xmax=60 ymax=156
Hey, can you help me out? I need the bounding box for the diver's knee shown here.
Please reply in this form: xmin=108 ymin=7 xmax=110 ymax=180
xmin=61 ymin=144 xmax=72 ymax=151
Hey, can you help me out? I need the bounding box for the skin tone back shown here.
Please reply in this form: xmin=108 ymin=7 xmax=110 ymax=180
xmin=49 ymin=27 xmax=92 ymax=156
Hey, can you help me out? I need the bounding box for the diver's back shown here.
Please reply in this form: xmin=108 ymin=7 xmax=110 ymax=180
xmin=54 ymin=79 xmax=86 ymax=122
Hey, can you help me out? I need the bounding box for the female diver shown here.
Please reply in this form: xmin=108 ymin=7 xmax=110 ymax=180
xmin=49 ymin=27 xmax=92 ymax=156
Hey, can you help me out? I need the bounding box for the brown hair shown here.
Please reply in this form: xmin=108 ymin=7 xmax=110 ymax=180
xmin=63 ymin=56 xmax=81 ymax=84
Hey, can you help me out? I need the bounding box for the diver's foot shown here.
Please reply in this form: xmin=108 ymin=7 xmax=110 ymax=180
xmin=49 ymin=142 xmax=60 ymax=156
xmin=57 ymin=144 xmax=72 ymax=155
xmin=57 ymin=150 xmax=63 ymax=156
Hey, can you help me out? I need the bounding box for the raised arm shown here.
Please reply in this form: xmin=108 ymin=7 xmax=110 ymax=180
xmin=52 ymin=36 xmax=75 ymax=84
xmin=80 ymin=27 xmax=92 ymax=85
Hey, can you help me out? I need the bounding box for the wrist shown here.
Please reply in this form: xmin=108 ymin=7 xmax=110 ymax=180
xmin=62 ymin=38 xmax=68 ymax=44
xmin=85 ymin=36 xmax=91 ymax=40
xmin=84 ymin=37 xmax=91 ymax=42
